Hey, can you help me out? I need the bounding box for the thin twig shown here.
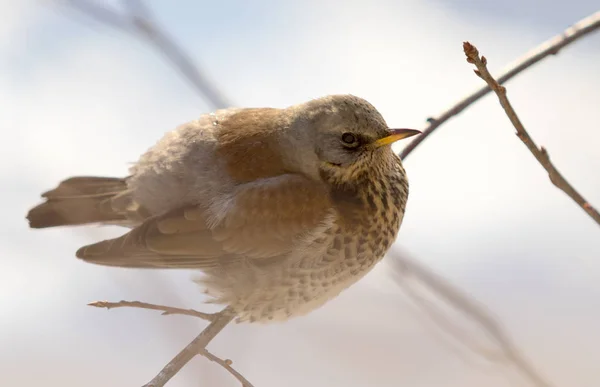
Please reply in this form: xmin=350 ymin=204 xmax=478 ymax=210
xmin=462 ymin=41 xmax=600 ymax=226
xmin=200 ymin=348 xmax=255 ymax=387
xmin=59 ymin=0 xmax=231 ymax=109
xmin=389 ymin=252 xmax=553 ymax=387
xmin=143 ymin=307 xmax=237 ymax=387
xmin=400 ymin=11 xmax=600 ymax=160
xmin=88 ymin=300 xmax=215 ymax=321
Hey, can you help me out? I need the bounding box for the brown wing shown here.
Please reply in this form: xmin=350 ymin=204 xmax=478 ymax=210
xmin=76 ymin=174 xmax=332 ymax=268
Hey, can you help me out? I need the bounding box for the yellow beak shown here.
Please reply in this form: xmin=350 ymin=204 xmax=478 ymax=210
xmin=373 ymin=128 xmax=422 ymax=148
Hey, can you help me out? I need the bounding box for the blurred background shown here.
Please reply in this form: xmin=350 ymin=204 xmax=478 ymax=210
xmin=1 ymin=1 xmax=599 ymax=386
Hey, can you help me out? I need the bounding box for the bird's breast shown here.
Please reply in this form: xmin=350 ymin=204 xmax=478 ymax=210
xmin=207 ymin=169 xmax=409 ymax=323
xmin=329 ymin=170 xmax=408 ymax=254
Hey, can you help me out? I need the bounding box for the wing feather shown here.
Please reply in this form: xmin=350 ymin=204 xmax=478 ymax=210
xmin=76 ymin=174 xmax=332 ymax=269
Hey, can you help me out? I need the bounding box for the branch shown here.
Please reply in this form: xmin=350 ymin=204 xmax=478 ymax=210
xmin=389 ymin=252 xmax=553 ymax=387
xmin=200 ymin=348 xmax=255 ymax=387
xmin=58 ymin=0 xmax=231 ymax=109
xmin=400 ymin=11 xmax=600 ymax=160
xmin=89 ymin=301 xmax=251 ymax=386
xmin=462 ymin=41 xmax=600 ymax=226
xmin=88 ymin=300 xmax=215 ymax=321
xmin=143 ymin=307 xmax=237 ymax=387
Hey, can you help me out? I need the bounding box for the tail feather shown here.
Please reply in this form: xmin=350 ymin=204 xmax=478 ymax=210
xmin=41 ymin=176 xmax=128 ymax=199
xmin=27 ymin=176 xmax=135 ymax=229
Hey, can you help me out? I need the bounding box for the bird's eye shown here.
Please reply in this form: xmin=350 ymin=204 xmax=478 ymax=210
xmin=341 ymin=132 xmax=359 ymax=148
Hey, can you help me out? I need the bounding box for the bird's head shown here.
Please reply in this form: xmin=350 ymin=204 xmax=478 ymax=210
xmin=285 ymin=95 xmax=420 ymax=185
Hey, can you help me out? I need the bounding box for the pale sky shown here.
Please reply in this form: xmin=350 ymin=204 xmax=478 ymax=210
xmin=2 ymin=1 xmax=599 ymax=386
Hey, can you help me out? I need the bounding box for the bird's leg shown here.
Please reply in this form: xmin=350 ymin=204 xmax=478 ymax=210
xmin=88 ymin=300 xmax=216 ymax=321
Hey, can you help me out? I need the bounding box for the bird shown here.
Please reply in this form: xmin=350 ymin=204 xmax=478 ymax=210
xmin=26 ymin=94 xmax=420 ymax=323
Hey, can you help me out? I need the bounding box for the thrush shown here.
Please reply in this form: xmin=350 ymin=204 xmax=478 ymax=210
xmin=26 ymin=94 xmax=420 ymax=323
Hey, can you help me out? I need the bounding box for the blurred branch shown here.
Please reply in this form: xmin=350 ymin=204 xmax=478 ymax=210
xmin=463 ymin=41 xmax=600 ymax=226
xmin=88 ymin=300 xmax=215 ymax=321
xmin=389 ymin=252 xmax=553 ymax=387
xmin=400 ymin=11 xmax=600 ymax=160
xmin=58 ymin=0 xmax=231 ymax=109
xmin=142 ymin=307 xmax=240 ymax=387
xmin=398 ymin=276 xmax=506 ymax=364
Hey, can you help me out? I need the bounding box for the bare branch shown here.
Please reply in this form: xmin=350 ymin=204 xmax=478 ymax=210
xmin=59 ymin=0 xmax=231 ymax=109
xmin=89 ymin=301 xmax=251 ymax=385
xmin=400 ymin=11 xmax=600 ymax=160
xmin=462 ymin=41 xmax=600 ymax=226
xmin=200 ymin=348 xmax=255 ymax=387
xmin=88 ymin=300 xmax=215 ymax=321
xmin=389 ymin=252 xmax=553 ymax=387
xmin=143 ymin=307 xmax=237 ymax=387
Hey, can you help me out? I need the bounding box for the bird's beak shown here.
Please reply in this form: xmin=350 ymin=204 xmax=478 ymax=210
xmin=373 ymin=128 xmax=421 ymax=148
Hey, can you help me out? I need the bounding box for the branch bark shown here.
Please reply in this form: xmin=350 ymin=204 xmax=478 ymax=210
xmin=462 ymin=41 xmax=600 ymax=226
xmin=400 ymin=11 xmax=600 ymax=160
xmin=88 ymin=300 xmax=215 ymax=321
xmin=89 ymin=300 xmax=252 ymax=386
xmin=142 ymin=307 xmax=237 ymax=387
xmin=200 ymin=348 xmax=255 ymax=387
